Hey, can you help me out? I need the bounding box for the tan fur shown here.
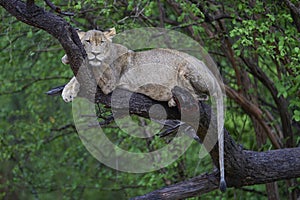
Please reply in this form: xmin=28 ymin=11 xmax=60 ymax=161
xmin=62 ymin=29 xmax=215 ymax=105
xmin=61 ymin=29 xmax=226 ymax=190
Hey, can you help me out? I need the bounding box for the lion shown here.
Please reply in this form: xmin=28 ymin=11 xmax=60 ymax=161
xmin=61 ymin=28 xmax=226 ymax=191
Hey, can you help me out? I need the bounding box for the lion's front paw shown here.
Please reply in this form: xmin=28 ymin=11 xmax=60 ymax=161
xmin=62 ymin=89 xmax=76 ymax=102
xmin=62 ymin=87 xmax=78 ymax=102
xmin=61 ymin=77 xmax=80 ymax=102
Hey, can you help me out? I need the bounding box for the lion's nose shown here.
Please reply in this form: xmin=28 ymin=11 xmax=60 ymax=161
xmin=87 ymin=53 xmax=96 ymax=60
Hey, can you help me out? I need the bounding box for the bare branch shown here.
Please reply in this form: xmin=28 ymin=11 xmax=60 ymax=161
xmin=131 ymin=170 xmax=219 ymax=200
xmin=283 ymin=0 xmax=300 ymax=32
xmin=44 ymin=0 xmax=74 ymax=16
xmin=225 ymin=85 xmax=282 ymax=148
xmin=131 ymin=146 xmax=300 ymax=199
xmin=241 ymin=56 xmax=294 ymax=147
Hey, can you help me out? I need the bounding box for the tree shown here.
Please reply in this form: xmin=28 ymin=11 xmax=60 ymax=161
xmin=0 ymin=0 xmax=299 ymax=199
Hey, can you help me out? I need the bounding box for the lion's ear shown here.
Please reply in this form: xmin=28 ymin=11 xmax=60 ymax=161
xmin=77 ymin=30 xmax=86 ymax=40
xmin=61 ymin=55 xmax=69 ymax=65
xmin=104 ymin=28 xmax=116 ymax=41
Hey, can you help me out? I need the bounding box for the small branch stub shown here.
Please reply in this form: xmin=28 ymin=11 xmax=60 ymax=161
xmin=44 ymin=0 xmax=74 ymax=16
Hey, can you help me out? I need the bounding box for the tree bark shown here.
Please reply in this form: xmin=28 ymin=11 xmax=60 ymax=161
xmin=89 ymin=86 xmax=300 ymax=192
xmin=1 ymin=1 xmax=300 ymax=199
xmin=0 ymin=0 xmax=96 ymax=99
xmin=96 ymin=89 xmax=300 ymax=199
xmin=131 ymin=145 xmax=300 ymax=200
xmin=131 ymin=170 xmax=220 ymax=200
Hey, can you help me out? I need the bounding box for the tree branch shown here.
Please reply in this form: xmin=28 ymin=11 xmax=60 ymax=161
xmin=283 ymin=0 xmax=300 ymax=32
xmin=132 ymin=146 xmax=300 ymax=199
xmin=241 ymin=56 xmax=294 ymax=148
xmin=89 ymin=88 xmax=300 ymax=197
xmin=225 ymin=85 xmax=282 ymax=148
xmin=131 ymin=170 xmax=220 ymax=200
xmin=0 ymin=0 xmax=96 ymax=100
xmin=44 ymin=0 xmax=74 ymax=16
xmin=0 ymin=0 xmax=82 ymax=72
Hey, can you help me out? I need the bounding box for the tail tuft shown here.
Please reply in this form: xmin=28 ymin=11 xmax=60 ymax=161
xmin=219 ymin=179 xmax=227 ymax=192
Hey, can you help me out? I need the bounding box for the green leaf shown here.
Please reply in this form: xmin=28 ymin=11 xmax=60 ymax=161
xmin=293 ymin=110 xmax=300 ymax=122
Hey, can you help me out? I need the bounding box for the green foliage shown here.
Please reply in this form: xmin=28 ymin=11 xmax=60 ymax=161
xmin=228 ymin=1 xmax=300 ymax=124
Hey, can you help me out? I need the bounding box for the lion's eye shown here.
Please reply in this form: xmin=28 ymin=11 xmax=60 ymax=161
xmin=85 ymin=40 xmax=91 ymax=43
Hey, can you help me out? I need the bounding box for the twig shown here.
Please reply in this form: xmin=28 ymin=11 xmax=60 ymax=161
xmin=44 ymin=0 xmax=74 ymax=16
xmin=50 ymin=124 xmax=75 ymax=132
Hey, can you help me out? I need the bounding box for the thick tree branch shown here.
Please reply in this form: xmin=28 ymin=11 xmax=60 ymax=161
xmin=90 ymin=88 xmax=300 ymax=199
xmin=0 ymin=0 xmax=96 ymax=99
xmin=0 ymin=0 xmax=83 ymax=70
xmin=131 ymin=170 xmax=220 ymax=200
xmin=131 ymin=147 xmax=300 ymax=199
